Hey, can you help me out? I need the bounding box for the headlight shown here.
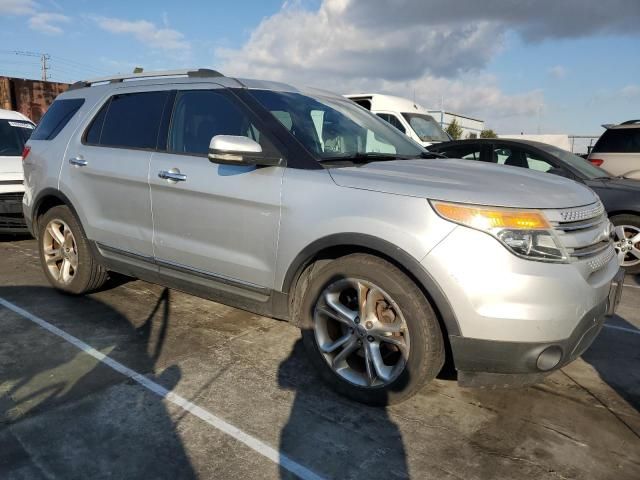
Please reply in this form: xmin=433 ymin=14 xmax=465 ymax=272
xmin=432 ymin=201 xmax=568 ymax=263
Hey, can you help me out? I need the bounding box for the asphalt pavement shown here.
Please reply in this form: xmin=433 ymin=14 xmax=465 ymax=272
xmin=0 ymin=236 xmax=638 ymax=480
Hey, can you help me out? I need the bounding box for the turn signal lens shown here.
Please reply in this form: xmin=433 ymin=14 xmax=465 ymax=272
xmin=432 ymin=202 xmax=550 ymax=231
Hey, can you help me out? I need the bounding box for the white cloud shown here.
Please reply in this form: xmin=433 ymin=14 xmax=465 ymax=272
xmin=0 ymin=0 xmax=36 ymax=15
xmin=218 ymin=0 xmax=546 ymax=130
xmin=620 ymin=85 xmax=640 ymax=98
xmin=94 ymin=16 xmax=190 ymax=52
xmin=28 ymin=12 xmax=69 ymax=35
xmin=548 ymin=65 xmax=567 ymax=79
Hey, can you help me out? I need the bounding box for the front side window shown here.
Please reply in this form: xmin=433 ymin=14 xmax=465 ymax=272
xmin=401 ymin=113 xmax=449 ymax=142
xmin=377 ymin=113 xmax=406 ymax=134
xmin=168 ymin=90 xmax=271 ymax=156
xmin=249 ymin=90 xmax=424 ymax=161
xmin=31 ymin=98 xmax=84 ymax=140
xmin=0 ymin=119 xmax=34 ymax=156
xmin=91 ymin=91 xmax=169 ymax=149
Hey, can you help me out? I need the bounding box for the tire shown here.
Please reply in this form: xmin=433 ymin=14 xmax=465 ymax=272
xmin=38 ymin=205 xmax=108 ymax=294
xmin=297 ymin=254 xmax=445 ymax=406
xmin=610 ymin=214 xmax=640 ymax=274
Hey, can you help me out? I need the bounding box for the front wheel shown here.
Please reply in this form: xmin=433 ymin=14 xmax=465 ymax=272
xmin=298 ymin=254 xmax=445 ymax=405
xmin=611 ymin=214 xmax=640 ymax=274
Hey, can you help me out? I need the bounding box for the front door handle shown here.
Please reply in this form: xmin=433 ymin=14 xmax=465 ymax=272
xmin=69 ymin=157 xmax=87 ymax=167
xmin=158 ymin=169 xmax=187 ymax=183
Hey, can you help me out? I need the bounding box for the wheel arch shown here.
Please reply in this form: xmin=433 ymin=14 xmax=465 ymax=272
xmin=282 ymin=233 xmax=461 ymax=338
xmin=31 ymin=188 xmax=82 ymax=238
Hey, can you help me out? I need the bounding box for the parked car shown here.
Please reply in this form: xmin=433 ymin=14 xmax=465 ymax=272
xmin=0 ymin=108 xmax=35 ymax=233
xmin=588 ymin=120 xmax=640 ymax=179
xmin=345 ymin=93 xmax=450 ymax=147
xmin=429 ymin=138 xmax=640 ymax=272
xmin=23 ymin=69 xmax=623 ymax=405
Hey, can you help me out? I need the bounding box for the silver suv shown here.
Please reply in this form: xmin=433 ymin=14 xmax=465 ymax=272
xmin=23 ymin=69 xmax=624 ymax=405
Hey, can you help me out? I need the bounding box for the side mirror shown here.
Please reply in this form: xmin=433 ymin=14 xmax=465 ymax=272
xmin=208 ymin=135 xmax=282 ymax=167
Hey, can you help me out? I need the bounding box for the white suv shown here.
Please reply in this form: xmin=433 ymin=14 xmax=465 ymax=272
xmin=588 ymin=120 xmax=640 ymax=179
xmin=0 ymin=108 xmax=34 ymax=233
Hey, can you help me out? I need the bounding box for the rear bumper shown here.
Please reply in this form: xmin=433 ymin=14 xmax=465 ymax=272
xmin=451 ymin=268 xmax=625 ymax=387
xmin=0 ymin=192 xmax=28 ymax=233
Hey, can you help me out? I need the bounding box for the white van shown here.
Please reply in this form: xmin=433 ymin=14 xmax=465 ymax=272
xmin=0 ymin=108 xmax=35 ymax=232
xmin=345 ymin=94 xmax=450 ymax=147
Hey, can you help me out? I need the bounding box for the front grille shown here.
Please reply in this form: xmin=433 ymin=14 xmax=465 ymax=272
xmin=545 ymin=201 xmax=614 ymax=270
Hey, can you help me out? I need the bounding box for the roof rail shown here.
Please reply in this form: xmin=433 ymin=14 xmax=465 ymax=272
xmin=620 ymin=119 xmax=640 ymax=125
xmin=68 ymin=68 xmax=224 ymax=90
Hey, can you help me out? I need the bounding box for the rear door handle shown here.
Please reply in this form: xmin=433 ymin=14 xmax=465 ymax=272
xmin=69 ymin=157 xmax=87 ymax=167
xmin=158 ymin=169 xmax=187 ymax=182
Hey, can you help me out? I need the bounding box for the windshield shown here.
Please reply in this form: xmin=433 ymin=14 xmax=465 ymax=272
xmin=248 ymin=90 xmax=425 ymax=161
xmin=401 ymin=113 xmax=450 ymax=142
xmin=538 ymin=144 xmax=610 ymax=179
xmin=0 ymin=119 xmax=34 ymax=156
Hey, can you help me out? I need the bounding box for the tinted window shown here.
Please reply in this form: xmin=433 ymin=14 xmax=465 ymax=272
xmin=31 ymin=99 xmax=84 ymax=140
xmin=0 ymin=119 xmax=34 ymax=156
xmin=84 ymin=100 xmax=109 ymax=144
xmin=492 ymin=146 xmax=554 ymax=171
xmin=592 ymin=128 xmax=640 ymax=153
xmin=99 ymin=92 xmax=168 ymax=149
xmin=168 ymin=90 xmax=271 ymax=156
xmin=377 ymin=113 xmax=406 ymax=134
xmin=438 ymin=145 xmax=483 ymax=160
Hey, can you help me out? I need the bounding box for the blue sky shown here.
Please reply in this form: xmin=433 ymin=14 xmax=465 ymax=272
xmin=1 ymin=0 xmax=639 ymax=135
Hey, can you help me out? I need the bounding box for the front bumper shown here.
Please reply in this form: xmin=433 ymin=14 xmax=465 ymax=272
xmin=0 ymin=192 xmax=28 ymax=233
xmin=422 ymin=225 xmax=623 ymax=387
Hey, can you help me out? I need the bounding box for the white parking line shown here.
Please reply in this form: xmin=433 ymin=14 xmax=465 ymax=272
xmin=0 ymin=297 xmax=324 ymax=480
xmin=623 ymin=283 xmax=640 ymax=289
xmin=604 ymin=324 xmax=640 ymax=336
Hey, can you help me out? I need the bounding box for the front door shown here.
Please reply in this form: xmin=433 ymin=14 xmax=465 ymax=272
xmin=149 ymin=88 xmax=283 ymax=289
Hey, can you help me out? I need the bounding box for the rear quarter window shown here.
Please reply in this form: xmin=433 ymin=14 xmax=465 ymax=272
xmin=31 ymin=98 xmax=85 ymax=140
xmin=592 ymin=128 xmax=640 ymax=153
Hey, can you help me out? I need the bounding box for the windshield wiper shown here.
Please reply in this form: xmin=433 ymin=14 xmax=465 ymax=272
xmin=319 ymin=152 xmax=405 ymax=163
xmin=420 ymin=151 xmax=448 ymax=159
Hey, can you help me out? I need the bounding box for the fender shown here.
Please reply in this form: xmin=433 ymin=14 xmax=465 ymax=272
xmin=30 ymin=188 xmax=81 ymax=237
xmin=281 ymin=233 xmax=461 ymax=336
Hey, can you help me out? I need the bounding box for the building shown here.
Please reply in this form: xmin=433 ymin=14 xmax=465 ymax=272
xmin=0 ymin=76 xmax=69 ymax=123
xmin=428 ymin=110 xmax=485 ymax=139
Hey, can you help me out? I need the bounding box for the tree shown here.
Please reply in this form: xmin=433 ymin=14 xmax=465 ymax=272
xmin=480 ymin=128 xmax=498 ymax=138
xmin=445 ymin=118 xmax=463 ymax=140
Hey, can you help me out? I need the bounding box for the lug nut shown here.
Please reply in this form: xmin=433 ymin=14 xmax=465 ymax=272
xmin=367 ymin=335 xmax=375 ymax=342
xmin=365 ymin=321 xmax=373 ymax=329
xmin=354 ymin=317 xmax=360 ymax=324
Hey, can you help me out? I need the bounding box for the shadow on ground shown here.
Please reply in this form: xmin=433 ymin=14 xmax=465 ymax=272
xmin=0 ymin=286 xmax=196 ymax=479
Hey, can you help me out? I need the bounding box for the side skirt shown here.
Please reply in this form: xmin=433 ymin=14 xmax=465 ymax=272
xmin=91 ymin=242 xmax=290 ymax=322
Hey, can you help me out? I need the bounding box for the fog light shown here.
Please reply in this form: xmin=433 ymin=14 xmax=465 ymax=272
xmin=536 ymin=346 xmax=563 ymax=371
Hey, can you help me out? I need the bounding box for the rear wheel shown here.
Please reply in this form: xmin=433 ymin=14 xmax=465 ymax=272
xmin=38 ymin=206 xmax=108 ymax=294
xmin=611 ymin=214 xmax=640 ymax=274
xmin=298 ymin=254 xmax=445 ymax=405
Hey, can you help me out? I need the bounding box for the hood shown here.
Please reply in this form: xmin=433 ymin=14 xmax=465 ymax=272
xmin=328 ymin=158 xmax=598 ymax=209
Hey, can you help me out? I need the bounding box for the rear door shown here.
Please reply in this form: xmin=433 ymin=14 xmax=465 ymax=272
xmin=149 ymin=87 xmax=284 ymax=289
xmin=60 ymin=88 xmax=172 ymax=257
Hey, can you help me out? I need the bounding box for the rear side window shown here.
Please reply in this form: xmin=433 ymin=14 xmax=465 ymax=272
xmin=592 ymin=128 xmax=640 ymax=153
xmin=439 ymin=145 xmax=484 ymax=161
xmin=31 ymin=99 xmax=84 ymax=140
xmin=87 ymin=91 xmax=169 ymax=149
xmin=0 ymin=119 xmax=34 ymax=156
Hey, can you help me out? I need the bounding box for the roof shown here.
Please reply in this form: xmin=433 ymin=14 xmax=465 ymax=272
xmin=344 ymin=93 xmax=431 ymax=114
xmin=0 ymin=108 xmax=33 ymax=122
xmin=430 ymin=138 xmax=571 ymax=152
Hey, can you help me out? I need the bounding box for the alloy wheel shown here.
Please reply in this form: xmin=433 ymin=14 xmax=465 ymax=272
xmin=613 ymin=225 xmax=640 ymax=267
xmin=43 ymin=219 xmax=78 ymax=285
xmin=313 ymin=278 xmax=410 ymax=388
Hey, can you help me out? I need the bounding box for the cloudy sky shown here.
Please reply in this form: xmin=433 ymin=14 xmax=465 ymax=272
xmin=1 ymin=0 xmax=639 ymax=134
